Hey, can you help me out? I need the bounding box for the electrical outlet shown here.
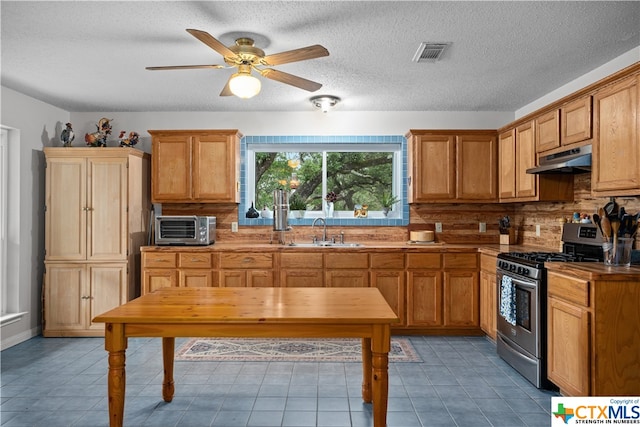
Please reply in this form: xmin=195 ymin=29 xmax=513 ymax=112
xmin=435 ymin=222 xmax=443 ymax=233
xmin=536 ymin=224 xmax=541 ymax=237
xmin=479 ymin=222 xmax=486 ymax=233
xmin=231 ymin=222 xmax=238 ymax=232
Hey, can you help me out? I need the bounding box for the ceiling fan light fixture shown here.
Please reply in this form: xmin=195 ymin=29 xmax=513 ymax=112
xmin=310 ymin=95 xmax=340 ymax=113
xmin=229 ymin=72 xmax=262 ymax=98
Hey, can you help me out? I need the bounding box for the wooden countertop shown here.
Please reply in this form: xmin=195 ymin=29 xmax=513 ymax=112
xmin=545 ymin=261 xmax=640 ymax=280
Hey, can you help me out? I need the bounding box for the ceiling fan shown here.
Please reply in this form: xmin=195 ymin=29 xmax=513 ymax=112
xmin=146 ymin=29 xmax=329 ymax=99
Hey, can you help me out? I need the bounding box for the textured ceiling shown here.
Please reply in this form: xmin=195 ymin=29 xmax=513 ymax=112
xmin=1 ymin=1 xmax=639 ymax=113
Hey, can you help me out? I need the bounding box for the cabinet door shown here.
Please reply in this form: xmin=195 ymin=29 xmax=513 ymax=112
xmin=88 ymin=264 xmax=127 ymax=330
xmin=44 ymin=263 xmax=86 ymax=332
xmin=151 ymin=134 xmax=191 ymax=201
xmin=248 ymin=270 xmax=274 ymax=287
xmin=193 ymin=134 xmax=239 ymax=202
xmin=479 ymin=270 xmax=497 ymax=340
xmin=87 ymin=157 xmax=128 ymax=260
xmin=411 ymin=135 xmax=456 ymax=201
xmin=143 ymin=269 xmax=177 ymax=294
xmin=407 ymin=271 xmax=442 ymax=326
xmin=562 ymin=96 xmax=592 ymax=145
xmin=535 ymin=110 xmax=560 ymax=152
xmin=325 ymin=270 xmax=369 ymax=287
xmin=498 ymin=129 xmax=516 ymax=199
xmin=220 ymin=270 xmax=247 ymax=287
xmin=548 ymin=297 xmax=590 ymax=396
xmin=444 ymin=271 xmax=479 ymax=327
xmin=593 ymin=75 xmax=640 ymax=195
xmin=45 ymin=157 xmax=87 ymax=260
xmin=456 ymin=134 xmax=498 ymax=201
xmin=280 ymin=269 xmax=324 ymax=287
xmin=515 ymin=121 xmax=537 ymax=198
xmin=371 ymin=270 xmax=405 ymax=326
xmin=180 ymin=270 xmax=213 ymax=287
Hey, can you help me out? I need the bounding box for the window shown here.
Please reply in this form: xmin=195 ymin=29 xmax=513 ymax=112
xmin=240 ymin=136 xmax=408 ymax=226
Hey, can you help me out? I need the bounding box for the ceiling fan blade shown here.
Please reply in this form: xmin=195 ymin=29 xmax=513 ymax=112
xmin=146 ymin=65 xmax=225 ymax=70
xmin=260 ymin=69 xmax=322 ymax=92
xmin=219 ymin=76 xmax=233 ymax=96
xmin=261 ymin=45 xmax=329 ymax=66
xmin=186 ymin=28 xmax=236 ymax=58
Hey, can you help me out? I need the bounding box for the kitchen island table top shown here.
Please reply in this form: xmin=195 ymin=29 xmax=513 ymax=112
xmin=93 ymin=287 xmax=399 ymax=427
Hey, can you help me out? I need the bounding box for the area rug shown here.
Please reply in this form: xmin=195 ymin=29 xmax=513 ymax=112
xmin=175 ymin=337 xmax=421 ymax=362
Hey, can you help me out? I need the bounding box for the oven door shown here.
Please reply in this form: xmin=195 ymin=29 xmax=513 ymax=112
xmin=496 ymin=270 xmax=540 ymax=358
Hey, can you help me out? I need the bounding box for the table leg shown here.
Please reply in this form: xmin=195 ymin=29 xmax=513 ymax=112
xmin=105 ymin=323 xmax=127 ymax=427
xmin=371 ymin=325 xmax=391 ymax=427
xmin=162 ymin=337 xmax=175 ymax=402
xmin=361 ymin=337 xmax=372 ymax=403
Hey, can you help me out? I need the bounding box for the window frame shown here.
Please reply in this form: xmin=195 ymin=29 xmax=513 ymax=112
xmin=239 ymin=135 xmax=408 ymax=227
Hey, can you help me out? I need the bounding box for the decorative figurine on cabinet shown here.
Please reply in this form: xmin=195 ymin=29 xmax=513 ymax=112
xmin=84 ymin=117 xmax=113 ymax=147
xmin=60 ymin=122 xmax=75 ymax=147
xmin=118 ymin=131 xmax=139 ymax=147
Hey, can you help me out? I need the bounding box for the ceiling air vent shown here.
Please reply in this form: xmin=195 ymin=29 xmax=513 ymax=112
xmin=412 ymin=42 xmax=451 ymax=63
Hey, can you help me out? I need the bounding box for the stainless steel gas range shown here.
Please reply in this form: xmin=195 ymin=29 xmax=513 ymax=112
xmin=496 ymin=223 xmax=604 ymax=389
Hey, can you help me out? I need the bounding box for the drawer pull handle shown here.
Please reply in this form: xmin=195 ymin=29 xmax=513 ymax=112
xmin=190 ymin=258 xmax=202 ymax=262
xmin=242 ymin=258 xmax=254 ymax=263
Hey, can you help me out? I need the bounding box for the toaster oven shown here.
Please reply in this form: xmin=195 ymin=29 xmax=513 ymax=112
xmin=155 ymin=216 xmax=216 ymax=246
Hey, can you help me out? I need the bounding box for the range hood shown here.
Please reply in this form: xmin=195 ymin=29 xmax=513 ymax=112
xmin=526 ymin=144 xmax=591 ymax=174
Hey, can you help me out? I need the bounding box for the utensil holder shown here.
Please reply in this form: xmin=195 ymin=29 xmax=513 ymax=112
xmin=603 ymin=237 xmax=634 ymax=267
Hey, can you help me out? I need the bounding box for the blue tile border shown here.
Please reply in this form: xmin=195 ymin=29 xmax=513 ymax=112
xmin=239 ymin=135 xmax=408 ymax=227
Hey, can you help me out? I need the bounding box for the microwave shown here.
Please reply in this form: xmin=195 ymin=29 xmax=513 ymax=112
xmin=155 ymin=216 xmax=216 ymax=246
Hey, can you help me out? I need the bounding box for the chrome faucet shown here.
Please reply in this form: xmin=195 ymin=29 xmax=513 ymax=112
xmin=312 ymin=217 xmax=327 ymax=242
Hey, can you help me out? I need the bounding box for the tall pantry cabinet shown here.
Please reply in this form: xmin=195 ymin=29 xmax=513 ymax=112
xmin=43 ymin=147 xmax=150 ymax=337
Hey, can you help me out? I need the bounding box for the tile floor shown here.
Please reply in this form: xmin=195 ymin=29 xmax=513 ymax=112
xmin=1 ymin=335 xmax=557 ymax=427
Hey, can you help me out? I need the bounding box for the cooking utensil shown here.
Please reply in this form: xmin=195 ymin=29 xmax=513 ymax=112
xmin=604 ymin=198 xmax=619 ymax=218
xmin=593 ymin=213 xmax=604 ymax=236
xmin=611 ymin=220 xmax=620 ymax=258
xmin=600 ymin=215 xmax=611 ymax=242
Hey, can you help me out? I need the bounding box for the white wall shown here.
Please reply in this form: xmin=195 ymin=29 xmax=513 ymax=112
xmin=70 ymin=111 xmax=514 ymax=154
xmin=516 ymin=46 xmax=640 ymax=118
xmin=0 ymin=86 xmax=70 ymax=349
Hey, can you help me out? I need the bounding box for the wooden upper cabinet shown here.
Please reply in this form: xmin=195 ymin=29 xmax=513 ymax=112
xmin=456 ymin=134 xmax=497 ymax=201
xmin=408 ymin=132 xmax=456 ymax=202
xmin=535 ymin=110 xmax=560 ymax=152
xmin=498 ymin=129 xmax=516 ymax=199
xmin=561 ymin=96 xmax=592 ymax=145
xmin=150 ymin=129 xmax=241 ymax=203
xmin=407 ymin=130 xmax=497 ymax=203
xmin=515 ymin=121 xmax=537 ymax=199
xmin=592 ymin=74 xmax=640 ymax=196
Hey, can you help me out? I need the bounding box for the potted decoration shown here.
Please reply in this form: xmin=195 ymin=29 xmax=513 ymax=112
xmin=380 ymin=192 xmax=399 ymax=216
xmin=288 ymin=193 xmax=307 ymax=219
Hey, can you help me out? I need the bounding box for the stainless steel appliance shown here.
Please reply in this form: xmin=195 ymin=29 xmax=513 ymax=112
xmin=155 ymin=215 xmax=216 ymax=246
xmin=496 ymin=223 xmax=603 ymax=389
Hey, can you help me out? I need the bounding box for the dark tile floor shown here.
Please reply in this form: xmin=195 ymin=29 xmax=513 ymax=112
xmin=1 ymin=335 xmax=557 ymax=426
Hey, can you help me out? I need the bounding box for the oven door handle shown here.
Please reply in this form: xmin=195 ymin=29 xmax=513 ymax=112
xmin=498 ymin=273 xmax=537 ymax=290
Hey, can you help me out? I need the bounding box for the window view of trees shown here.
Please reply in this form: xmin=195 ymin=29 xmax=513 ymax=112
xmin=254 ymin=151 xmax=394 ymax=212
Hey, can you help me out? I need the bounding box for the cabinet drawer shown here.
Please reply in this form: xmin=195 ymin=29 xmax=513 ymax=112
xmin=143 ymin=252 xmax=177 ymax=268
xmin=220 ymin=253 xmax=273 ymax=269
xmin=547 ymin=271 xmax=589 ymax=307
xmin=179 ymin=253 xmax=212 ymax=268
xmin=325 ymin=253 xmax=368 ymax=269
xmin=406 ymin=253 xmax=441 ymax=269
xmin=480 ymin=254 xmax=497 ymax=272
xmin=280 ymin=253 xmax=323 ymax=269
xmin=370 ymin=253 xmax=404 ymax=269
xmin=444 ymin=253 xmax=478 ymax=269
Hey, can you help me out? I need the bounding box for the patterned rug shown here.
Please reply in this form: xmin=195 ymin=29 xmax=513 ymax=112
xmin=175 ymin=337 xmax=421 ymax=362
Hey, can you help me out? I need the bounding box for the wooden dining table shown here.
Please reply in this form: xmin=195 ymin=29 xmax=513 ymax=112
xmin=93 ymin=286 xmax=399 ymax=427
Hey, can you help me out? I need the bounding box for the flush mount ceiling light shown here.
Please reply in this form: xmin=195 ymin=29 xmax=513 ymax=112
xmin=310 ymin=95 xmax=340 ymax=113
xmin=228 ymin=65 xmax=262 ymax=98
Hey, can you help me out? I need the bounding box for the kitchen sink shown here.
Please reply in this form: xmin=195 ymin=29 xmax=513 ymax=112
xmin=287 ymin=242 xmax=363 ymax=248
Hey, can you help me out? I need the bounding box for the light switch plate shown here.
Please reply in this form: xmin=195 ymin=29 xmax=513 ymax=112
xmin=479 ymin=222 xmax=486 ymax=233
xmin=231 ymin=222 xmax=238 ymax=232
xmin=536 ymin=224 xmax=541 ymax=237
xmin=435 ymin=222 xmax=443 ymax=233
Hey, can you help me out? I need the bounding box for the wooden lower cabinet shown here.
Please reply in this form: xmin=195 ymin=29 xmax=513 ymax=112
xmin=280 ymin=253 xmax=324 ymax=287
xmin=44 ymin=262 xmax=127 ymax=336
xmin=370 ymin=253 xmax=405 ymax=326
xmin=444 ymin=271 xmax=479 ymax=327
xmin=219 ymin=253 xmax=274 ymax=287
xmin=407 ymin=270 xmax=442 ymax=326
xmin=479 ymin=253 xmax=497 ymax=340
xmin=547 ymin=267 xmax=640 ymax=396
xmin=142 ymin=251 xmax=217 ymax=293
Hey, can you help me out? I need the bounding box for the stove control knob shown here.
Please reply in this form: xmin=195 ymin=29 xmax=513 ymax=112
xmin=523 ymin=268 xmax=529 ymax=276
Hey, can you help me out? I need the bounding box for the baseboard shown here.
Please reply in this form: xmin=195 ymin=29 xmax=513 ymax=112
xmin=1 ymin=325 xmax=41 ymax=351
